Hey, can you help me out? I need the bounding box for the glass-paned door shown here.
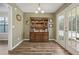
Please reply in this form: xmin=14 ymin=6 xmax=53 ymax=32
xmin=58 ymin=14 xmax=65 ymax=46
xmin=57 ymin=4 xmax=79 ymax=54
xmin=67 ymin=10 xmax=72 ymax=47
xmin=66 ymin=7 xmax=77 ymax=50
xmin=76 ymin=6 xmax=79 ymax=51
xmin=71 ymin=8 xmax=77 ymax=49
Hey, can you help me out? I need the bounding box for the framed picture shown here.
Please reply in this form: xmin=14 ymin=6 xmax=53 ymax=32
xmin=16 ymin=14 xmax=21 ymax=21
xmin=26 ymin=20 xmax=29 ymax=24
xmin=49 ymin=24 xmax=53 ymax=28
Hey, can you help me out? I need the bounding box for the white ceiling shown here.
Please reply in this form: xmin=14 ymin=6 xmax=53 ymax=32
xmin=0 ymin=3 xmax=8 ymax=12
xmin=16 ymin=3 xmax=64 ymax=13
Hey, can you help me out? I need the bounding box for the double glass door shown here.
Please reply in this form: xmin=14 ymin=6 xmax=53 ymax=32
xmin=67 ymin=6 xmax=79 ymax=51
xmin=57 ymin=4 xmax=79 ymax=53
xmin=58 ymin=13 xmax=65 ymax=47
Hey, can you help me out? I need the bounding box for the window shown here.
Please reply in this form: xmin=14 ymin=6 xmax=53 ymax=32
xmin=0 ymin=17 xmax=8 ymax=33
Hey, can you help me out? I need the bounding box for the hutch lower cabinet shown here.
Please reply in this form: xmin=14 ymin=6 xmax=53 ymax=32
xmin=30 ymin=32 xmax=48 ymax=42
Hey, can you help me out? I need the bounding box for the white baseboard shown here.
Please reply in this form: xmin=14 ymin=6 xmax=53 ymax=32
xmin=11 ymin=40 xmax=23 ymax=50
xmin=49 ymin=39 xmax=55 ymax=40
xmin=24 ymin=39 xmax=29 ymax=40
xmin=0 ymin=39 xmax=8 ymax=40
xmin=54 ymin=40 xmax=57 ymax=42
xmin=24 ymin=39 xmax=54 ymax=41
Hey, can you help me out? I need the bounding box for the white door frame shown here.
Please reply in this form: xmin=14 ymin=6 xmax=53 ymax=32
xmin=3 ymin=3 xmax=12 ymax=50
xmin=56 ymin=10 xmax=65 ymax=45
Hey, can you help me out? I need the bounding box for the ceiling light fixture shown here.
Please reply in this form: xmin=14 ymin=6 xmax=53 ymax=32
xmin=37 ymin=7 xmax=41 ymax=11
xmin=35 ymin=3 xmax=45 ymax=14
xmin=41 ymin=10 xmax=44 ymax=13
xmin=37 ymin=4 xmax=41 ymax=11
xmin=35 ymin=10 xmax=38 ymax=14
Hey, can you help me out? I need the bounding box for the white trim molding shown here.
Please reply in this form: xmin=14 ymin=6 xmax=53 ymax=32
xmin=24 ymin=39 xmax=55 ymax=41
xmin=11 ymin=40 xmax=23 ymax=50
xmin=24 ymin=39 xmax=29 ymax=40
xmin=4 ymin=3 xmax=13 ymax=50
xmin=49 ymin=39 xmax=55 ymax=40
xmin=0 ymin=39 xmax=8 ymax=40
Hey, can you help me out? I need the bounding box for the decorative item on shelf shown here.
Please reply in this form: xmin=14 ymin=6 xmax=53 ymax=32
xmin=16 ymin=14 xmax=21 ymax=21
xmin=49 ymin=24 xmax=53 ymax=28
xmin=49 ymin=18 xmax=53 ymax=28
xmin=26 ymin=17 xmax=30 ymax=24
xmin=49 ymin=19 xmax=53 ymax=23
xmin=26 ymin=20 xmax=29 ymax=24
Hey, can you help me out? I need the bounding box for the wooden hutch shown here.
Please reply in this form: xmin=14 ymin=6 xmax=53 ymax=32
xmin=30 ymin=17 xmax=49 ymax=42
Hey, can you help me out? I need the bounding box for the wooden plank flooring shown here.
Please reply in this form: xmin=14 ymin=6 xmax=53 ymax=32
xmin=0 ymin=40 xmax=8 ymax=55
xmin=9 ymin=41 xmax=71 ymax=55
xmin=0 ymin=40 xmax=71 ymax=55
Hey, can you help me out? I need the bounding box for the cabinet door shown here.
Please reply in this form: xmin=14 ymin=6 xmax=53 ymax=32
xmin=42 ymin=32 xmax=48 ymax=42
xmin=39 ymin=33 xmax=41 ymax=42
xmin=35 ymin=32 xmax=40 ymax=42
xmin=30 ymin=32 xmax=36 ymax=42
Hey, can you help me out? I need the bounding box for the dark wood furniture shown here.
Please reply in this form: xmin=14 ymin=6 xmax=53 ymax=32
xmin=30 ymin=17 xmax=49 ymax=42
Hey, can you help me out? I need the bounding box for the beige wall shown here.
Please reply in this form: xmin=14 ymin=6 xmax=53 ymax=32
xmin=23 ymin=13 xmax=56 ymax=40
xmin=9 ymin=4 xmax=23 ymax=47
xmin=0 ymin=12 xmax=8 ymax=17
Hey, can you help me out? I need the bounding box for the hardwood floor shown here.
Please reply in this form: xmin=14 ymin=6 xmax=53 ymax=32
xmin=9 ymin=41 xmax=71 ymax=55
xmin=0 ymin=40 xmax=8 ymax=55
xmin=0 ymin=40 xmax=71 ymax=55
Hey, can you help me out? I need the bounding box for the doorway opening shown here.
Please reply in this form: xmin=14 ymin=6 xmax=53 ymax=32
xmin=0 ymin=3 xmax=12 ymax=55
